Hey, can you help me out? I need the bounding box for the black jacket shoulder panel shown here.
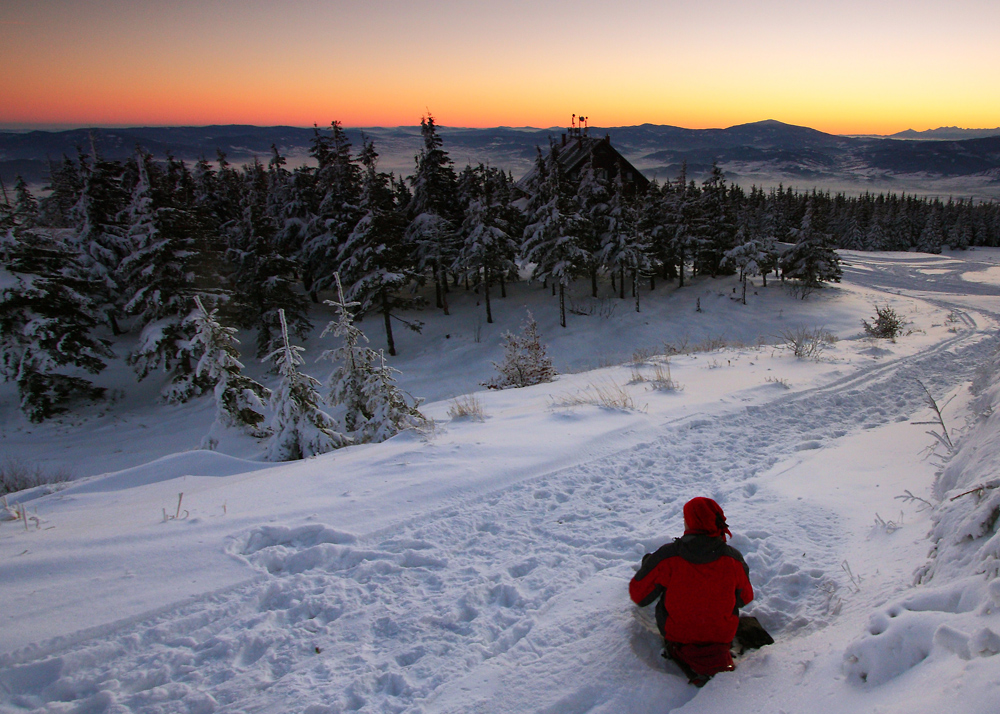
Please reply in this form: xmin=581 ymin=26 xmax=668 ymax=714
xmin=722 ymin=544 xmax=750 ymax=575
xmin=676 ymin=534 xmax=727 ymax=564
xmin=634 ymin=539 xmax=682 ymax=581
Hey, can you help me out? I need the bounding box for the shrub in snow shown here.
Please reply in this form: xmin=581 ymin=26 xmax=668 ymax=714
xmin=552 ymin=380 xmax=638 ymax=411
xmin=265 ymin=309 xmax=350 ymax=461
xmin=0 ymin=457 xmax=72 ymax=496
xmin=777 ymin=326 xmax=835 ymax=360
xmin=862 ymin=304 xmax=906 ymax=340
xmin=448 ymin=394 xmax=486 ymax=421
xmin=484 ymin=311 xmax=556 ymax=389
xmin=191 ymin=296 xmax=270 ymax=440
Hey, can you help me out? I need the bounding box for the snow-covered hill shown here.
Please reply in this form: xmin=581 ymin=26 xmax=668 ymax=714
xmin=3 ymin=250 xmax=1000 ymax=713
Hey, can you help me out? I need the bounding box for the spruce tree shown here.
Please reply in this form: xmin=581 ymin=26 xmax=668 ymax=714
xmin=406 ymin=115 xmax=460 ymax=314
xmin=70 ymin=149 xmax=129 ymax=333
xmin=191 ymin=296 xmax=270 ymax=442
xmin=780 ymin=197 xmax=842 ymax=295
xmin=484 ymin=311 xmax=556 ymax=389
xmin=301 ymin=121 xmax=362 ymax=299
xmin=916 ymin=205 xmax=945 ymax=254
xmin=665 ymin=164 xmax=697 ymax=287
xmin=600 ymin=166 xmax=649 ymax=309
xmin=0 ymin=227 xmax=112 ymax=421
xmin=264 ymin=309 xmax=349 ymax=461
xmin=522 ymin=144 xmax=588 ymax=327
xmin=338 ymin=139 xmax=420 ymax=356
xmin=38 ymin=156 xmax=82 ymax=228
xmin=574 ymin=153 xmax=610 ymax=297
xmin=358 ymin=349 xmax=428 ymax=443
xmin=227 ymin=158 xmax=311 ymax=358
xmin=12 ymin=177 xmax=38 ymax=228
xmin=457 ymin=165 xmax=520 ymax=324
xmin=695 ymin=163 xmax=736 ymax=276
xmin=320 ymin=274 xmax=375 ymax=435
xmin=120 ymin=151 xmax=207 ymax=400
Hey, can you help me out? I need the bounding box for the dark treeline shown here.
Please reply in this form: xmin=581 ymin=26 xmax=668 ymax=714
xmin=2 ymin=115 xmax=998 ymax=422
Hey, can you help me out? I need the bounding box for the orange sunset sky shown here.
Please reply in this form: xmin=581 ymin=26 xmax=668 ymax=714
xmin=2 ymin=0 xmax=998 ymax=135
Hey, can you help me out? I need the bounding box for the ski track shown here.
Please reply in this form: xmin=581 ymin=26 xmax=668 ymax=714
xmin=2 ymin=294 xmax=998 ymax=713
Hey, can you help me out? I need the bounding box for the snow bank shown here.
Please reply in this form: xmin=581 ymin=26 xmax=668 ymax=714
xmin=58 ymin=451 xmax=274 ymax=496
xmin=842 ymin=341 xmax=1000 ymax=705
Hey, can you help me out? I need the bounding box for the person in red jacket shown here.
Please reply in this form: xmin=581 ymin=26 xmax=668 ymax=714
xmin=629 ymin=497 xmax=754 ymax=686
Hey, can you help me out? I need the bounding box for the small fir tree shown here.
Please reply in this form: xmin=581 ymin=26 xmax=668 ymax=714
xmin=320 ymin=274 xmax=376 ymax=435
xmin=484 ymin=311 xmax=557 ymax=389
xmin=264 ymin=309 xmax=350 ymax=461
xmin=358 ymin=350 xmax=428 ymax=443
xmin=191 ymin=296 xmax=270 ymax=441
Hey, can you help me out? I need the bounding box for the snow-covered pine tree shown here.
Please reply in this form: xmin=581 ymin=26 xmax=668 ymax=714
xmin=191 ymin=296 xmax=270 ymax=442
xmin=695 ymin=163 xmax=736 ymax=277
xmin=301 ymin=121 xmax=362 ymax=300
xmin=358 ymin=349 xmax=428 ymax=443
xmin=638 ymin=179 xmax=671 ymax=286
xmin=484 ymin=311 xmax=556 ymax=389
xmin=320 ymin=273 xmax=375 ymax=435
xmin=664 ymin=163 xmax=697 ymax=287
xmin=0 ymin=225 xmax=113 ymax=421
xmin=779 ymin=196 xmax=842 ymax=296
xmin=70 ymin=149 xmax=129 ymax=334
xmin=264 ymin=309 xmax=349 ymax=461
xmin=37 ymin=156 xmax=82 ymax=228
xmin=600 ymin=165 xmax=650 ymax=309
xmin=522 ymin=143 xmax=589 ymax=328
xmin=227 ymin=158 xmax=311 ymax=358
xmin=722 ymin=230 xmax=763 ymax=305
xmin=337 ymin=138 xmax=420 ymax=356
xmin=119 ymin=151 xmax=208 ymax=401
xmin=839 ymin=207 xmax=867 ymax=251
xmin=406 ymin=115 xmax=460 ymax=314
xmin=12 ymin=177 xmax=38 ymax=228
xmin=457 ymin=164 xmax=520 ymax=324
xmin=574 ymin=153 xmax=610 ymax=297
xmin=916 ymin=205 xmax=944 ymax=254
xmin=947 ymin=207 xmax=972 ymax=250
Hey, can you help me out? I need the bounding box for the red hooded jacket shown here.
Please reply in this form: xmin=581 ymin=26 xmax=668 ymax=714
xmin=629 ymin=498 xmax=753 ymax=645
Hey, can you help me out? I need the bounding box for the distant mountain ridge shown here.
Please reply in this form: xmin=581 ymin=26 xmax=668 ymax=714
xmin=3 ymin=119 xmax=999 ymax=199
xmin=888 ymin=127 xmax=1000 ymax=141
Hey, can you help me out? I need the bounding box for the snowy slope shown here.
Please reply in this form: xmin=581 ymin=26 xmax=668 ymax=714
xmin=3 ymin=250 xmax=1000 ymax=713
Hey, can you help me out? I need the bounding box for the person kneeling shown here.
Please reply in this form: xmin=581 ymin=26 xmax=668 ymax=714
xmin=629 ymin=497 xmax=754 ymax=686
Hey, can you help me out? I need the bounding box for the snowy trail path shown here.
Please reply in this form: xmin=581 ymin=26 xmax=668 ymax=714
xmin=3 ymin=273 xmax=999 ymax=713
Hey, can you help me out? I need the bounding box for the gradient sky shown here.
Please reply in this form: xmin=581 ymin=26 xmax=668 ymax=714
xmin=2 ymin=0 xmax=998 ymax=134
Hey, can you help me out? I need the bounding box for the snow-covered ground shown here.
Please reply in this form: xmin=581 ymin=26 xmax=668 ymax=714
xmin=4 ymin=249 xmax=1000 ymax=713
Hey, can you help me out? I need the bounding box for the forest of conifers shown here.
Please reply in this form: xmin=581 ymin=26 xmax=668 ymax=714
xmin=2 ymin=116 xmax=999 ymax=423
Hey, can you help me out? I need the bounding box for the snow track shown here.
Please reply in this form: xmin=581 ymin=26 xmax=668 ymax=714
xmin=3 ymin=288 xmax=995 ymax=714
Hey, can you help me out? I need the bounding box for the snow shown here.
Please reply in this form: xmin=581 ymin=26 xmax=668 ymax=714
xmin=3 ymin=249 xmax=1000 ymax=712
